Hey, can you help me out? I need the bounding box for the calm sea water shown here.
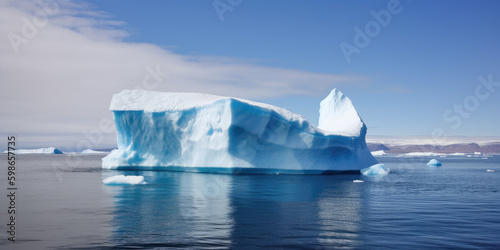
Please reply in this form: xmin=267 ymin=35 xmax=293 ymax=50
xmin=1 ymin=154 xmax=499 ymax=249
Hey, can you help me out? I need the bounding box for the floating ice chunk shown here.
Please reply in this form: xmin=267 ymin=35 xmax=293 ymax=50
xmin=353 ymin=180 xmax=365 ymax=183
xmin=486 ymin=169 xmax=495 ymax=172
xmin=427 ymin=159 xmax=442 ymax=166
xmin=361 ymin=163 xmax=390 ymax=176
xmin=474 ymin=152 xmax=482 ymax=155
xmin=103 ymin=175 xmax=147 ymax=185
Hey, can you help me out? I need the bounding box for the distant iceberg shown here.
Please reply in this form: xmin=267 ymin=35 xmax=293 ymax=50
xmin=371 ymin=150 xmax=386 ymax=156
xmin=3 ymin=147 xmax=63 ymax=154
xmin=103 ymin=175 xmax=147 ymax=185
xmin=82 ymin=149 xmax=109 ymax=154
xmin=361 ymin=163 xmax=390 ymax=175
xmin=427 ymin=159 xmax=442 ymax=166
xmin=102 ymin=89 xmax=378 ymax=174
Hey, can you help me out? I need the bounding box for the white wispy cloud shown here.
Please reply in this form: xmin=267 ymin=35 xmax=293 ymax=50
xmin=0 ymin=0 xmax=362 ymax=149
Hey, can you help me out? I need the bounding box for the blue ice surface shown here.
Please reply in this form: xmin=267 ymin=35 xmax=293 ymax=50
xmin=102 ymin=89 xmax=378 ymax=174
xmin=361 ymin=163 xmax=390 ymax=176
xmin=427 ymin=159 xmax=442 ymax=166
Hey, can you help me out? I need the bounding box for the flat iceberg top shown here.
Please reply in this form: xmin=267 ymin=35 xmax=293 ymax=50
xmin=110 ymin=90 xmax=227 ymax=112
xmin=111 ymin=90 xmax=299 ymax=118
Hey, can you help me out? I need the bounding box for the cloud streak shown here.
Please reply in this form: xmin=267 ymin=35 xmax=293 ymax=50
xmin=0 ymin=0 xmax=363 ymax=150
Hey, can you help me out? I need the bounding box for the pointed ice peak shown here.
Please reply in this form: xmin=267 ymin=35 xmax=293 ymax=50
xmin=318 ymin=89 xmax=364 ymax=137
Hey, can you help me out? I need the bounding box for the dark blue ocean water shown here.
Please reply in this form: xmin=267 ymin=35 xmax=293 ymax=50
xmin=1 ymin=154 xmax=499 ymax=249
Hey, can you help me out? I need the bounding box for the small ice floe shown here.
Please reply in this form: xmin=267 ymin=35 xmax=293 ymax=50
xmin=361 ymin=163 xmax=390 ymax=176
xmin=103 ymin=175 xmax=147 ymax=185
xmin=353 ymin=180 xmax=365 ymax=183
xmin=486 ymin=169 xmax=495 ymax=173
xmin=427 ymin=159 xmax=442 ymax=167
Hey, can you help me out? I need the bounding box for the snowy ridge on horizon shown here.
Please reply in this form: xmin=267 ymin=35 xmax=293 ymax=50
xmin=366 ymin=136 xmax=500 ymax=147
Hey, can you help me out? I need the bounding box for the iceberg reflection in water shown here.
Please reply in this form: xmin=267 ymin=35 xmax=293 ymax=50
xmin=102 ymin=171 xmax=364 ymax=248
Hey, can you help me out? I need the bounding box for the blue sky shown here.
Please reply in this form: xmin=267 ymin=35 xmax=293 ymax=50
xmin=86 ymin=0 xmax=500 ymax=136
xmin=1 ymin=0 xmax=499 ymax=150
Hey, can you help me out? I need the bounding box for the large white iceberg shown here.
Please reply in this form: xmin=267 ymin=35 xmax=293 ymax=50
xmin=102 ymin=89 xmax=378 ymax=174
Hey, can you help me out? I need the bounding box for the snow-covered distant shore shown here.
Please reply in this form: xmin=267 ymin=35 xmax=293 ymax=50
xmin=370 ymin=150 xmax=493 ymax=158
xmin=366 ymin=136 xmax=500 ymax=147
xmin=367 ymin=140 xmax=500 ymax=154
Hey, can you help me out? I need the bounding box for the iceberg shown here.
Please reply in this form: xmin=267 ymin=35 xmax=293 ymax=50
xmin=103 ymin=175 xmax=147 ymax=185
xmin=427 ymin=159 xmax=442 ymax=166
xmin=102 ymin=89 xmax=378 ymax=174
xmin=82 ymin=149 xmax=109 ymax=154
xmin=371 ymin=150 xmax=386 ymax=156
xmin=3 ymin=147 xmax=63 ymax=154
xmin=361 ymin=163 xmax=390 ymax=175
